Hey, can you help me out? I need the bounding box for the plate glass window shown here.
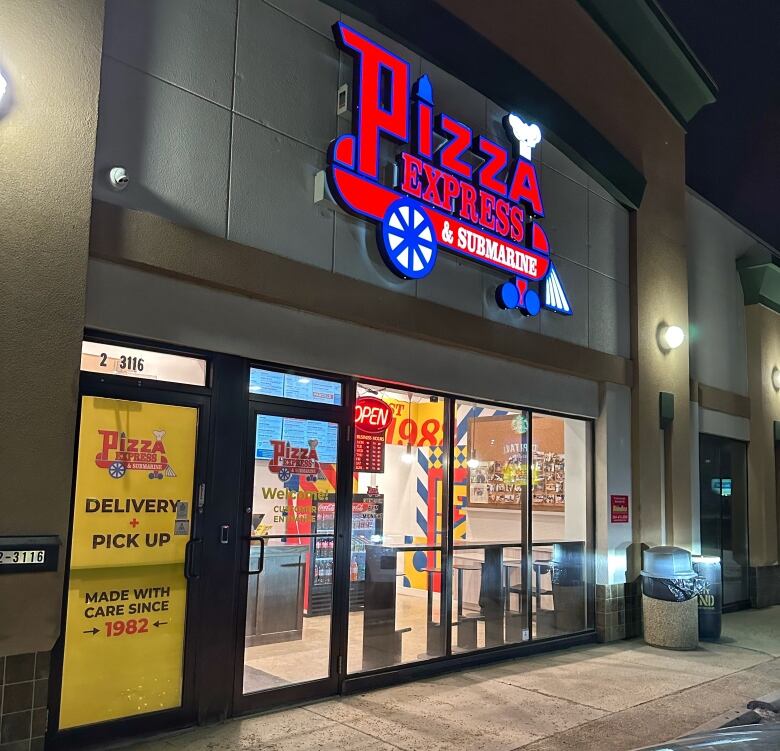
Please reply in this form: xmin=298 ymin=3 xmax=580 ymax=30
xmin=530 ymin=413 xmax=589 ymax=637
xmin=453 ymin=401 xmax=530 ymax=650
xmin=348 ymin=385 xmax=447 ymax=673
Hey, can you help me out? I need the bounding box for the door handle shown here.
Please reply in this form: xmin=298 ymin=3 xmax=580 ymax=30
xmin=184 ymin=539 xmax=203 ymax=579
xmin=220 ymin=525 xmax=230 ymax=544
xmin=245 ymin=537 xmax=266 ymax=574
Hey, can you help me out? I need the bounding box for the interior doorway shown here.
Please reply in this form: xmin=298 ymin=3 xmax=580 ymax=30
xmin=699 ymin=434 xmax=750 ymax=610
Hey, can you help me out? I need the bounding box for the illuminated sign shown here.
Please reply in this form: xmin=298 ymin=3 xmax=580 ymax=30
xmin=327 ymin=23 xmax=571 ymax=316
xmin=355 ymin=396 xmax=393 ymax=433
xmin=354 ymin=396 xmax=391 ymax=473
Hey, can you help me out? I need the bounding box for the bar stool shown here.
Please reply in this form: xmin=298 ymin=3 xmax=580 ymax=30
xmin=421 ymin=566 xmax=443 ymax=657
xmin=532 ymin=554 xmax=555 ymax=638
xmin=502 ymin=559 xmax=526 ymax=642
xmin=453 ymin=557 xmax=483 ymax=649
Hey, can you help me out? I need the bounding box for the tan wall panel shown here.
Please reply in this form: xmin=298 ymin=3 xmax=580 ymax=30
xmin=0 ymin=0 xmax=103 ymax=655
xmin=90 ymin=201 xmax=632 ymax=388
xmin=435 ymin=0 xmax=692 ymax=568
xmin=745 ymin=305 xmax=780 ymax=565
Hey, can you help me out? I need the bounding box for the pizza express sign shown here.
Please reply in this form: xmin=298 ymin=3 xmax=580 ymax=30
xmin=327 ymin=23 xmax=571 ymax=317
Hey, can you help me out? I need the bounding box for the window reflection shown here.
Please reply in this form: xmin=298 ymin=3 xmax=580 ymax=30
xmin=452 ymin=402 xmax=529 ymax=651
xmin=531 ymin=414 xmax=588 ymax=637
xmin=243 ymin=415 xmax=339 ymax=694
xmin=348 ymin=385 xmax=446 ymax=673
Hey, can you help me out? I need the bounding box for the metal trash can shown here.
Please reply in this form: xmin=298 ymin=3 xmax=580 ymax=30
xmin=641 ymin=546 xmax=699 ymax=650
xmin=692 ymin=555 xmax=722 ymax=641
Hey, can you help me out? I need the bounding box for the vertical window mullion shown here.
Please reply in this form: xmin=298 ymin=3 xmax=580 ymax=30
xmin=443 ymin=397 xmax=455 ymax=656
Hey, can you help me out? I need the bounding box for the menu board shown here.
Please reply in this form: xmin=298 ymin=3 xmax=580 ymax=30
xmin=354 ymin=430 xmax=385 ymax=473
xmin=255 ymin=415 xmax=338 ymax=463
xmin=249 ymin=368 xmax=342 ymax=405
xmin=250 ymin=368 xmax=285 ymax=397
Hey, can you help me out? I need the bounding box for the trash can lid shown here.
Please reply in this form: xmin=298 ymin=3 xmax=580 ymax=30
xmin=641 ymin=546 xmax=696 ymax=579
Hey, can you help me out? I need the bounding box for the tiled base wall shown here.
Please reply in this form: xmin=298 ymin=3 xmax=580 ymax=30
xmin=750 ymin=565 xmax=780 ymax=608
xmin=0 ymin=652 xmax=49 ymax=751
xmin=595 ymin=580 xmax=642 ymax=642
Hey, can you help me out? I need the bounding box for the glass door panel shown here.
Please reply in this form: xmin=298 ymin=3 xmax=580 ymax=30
xmin=720 ymin=440 xmax=749 ymax=606
xmin=700 ymin=435 xmax=749 ymax=609
xmin=530 ymin=414 xmax=589 ymax=637
xmin=242 ymin=412 xmax=340 ymax=694
xmin=452 ymin=402 xmax=530 ymax=651
xmin=348 ymin=385 xmax=447 ymax=672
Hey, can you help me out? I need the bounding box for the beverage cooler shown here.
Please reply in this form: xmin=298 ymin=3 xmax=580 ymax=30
xmin=306 ymin=494 xmax=384 ymax=616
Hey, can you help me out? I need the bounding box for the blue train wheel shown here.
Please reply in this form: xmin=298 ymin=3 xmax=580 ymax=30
xmin=379 ymin=198 xmax=437 ymax=279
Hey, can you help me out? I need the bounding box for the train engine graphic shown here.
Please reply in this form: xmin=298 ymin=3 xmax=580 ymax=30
xmin=326 ymin=23 xmax=571 ymax=317
xmin=268 ymin=438 xmax=323 ymax=483
xmin=95 ymin=429 xmax=175 ymax=480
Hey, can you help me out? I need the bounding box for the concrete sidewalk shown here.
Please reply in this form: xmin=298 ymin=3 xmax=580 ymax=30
xmin=123 ymin=607 xmax=780 ymax=751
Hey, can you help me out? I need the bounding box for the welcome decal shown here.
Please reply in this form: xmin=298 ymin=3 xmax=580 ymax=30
xmin=327 ymin=23 xmax=571 ymax=316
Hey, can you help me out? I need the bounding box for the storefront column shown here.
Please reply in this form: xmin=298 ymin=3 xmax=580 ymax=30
xmin=594 ymin=384 xmax=635 ymax=640
xmin=0 ymin=1 xmax=103 ymax=747
xmin=745 ymin=304 xmax=780 ymax=606
xmin=630 ymin=181 xmax=693 ymax=564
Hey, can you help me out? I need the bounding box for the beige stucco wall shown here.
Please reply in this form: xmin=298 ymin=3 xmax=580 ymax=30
xmin=745 ymin=304 xmax=780 ymax=566
xmin=434 ymin=0 xmax=693 ymax=566
xmin=0 ymin=0 xmax=103 ymax=655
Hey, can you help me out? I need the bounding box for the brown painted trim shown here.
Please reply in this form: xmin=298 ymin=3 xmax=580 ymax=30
xmin=88 ymin=201 xmax=632 ymax=387
xmin=690 ymin=380 xmax=751 ymax=419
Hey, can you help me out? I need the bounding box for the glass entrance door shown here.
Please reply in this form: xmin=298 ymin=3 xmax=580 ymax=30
xmin=699 ymin=435 xmax=750 ymax=609
xmin=238 ymin=407 xmax=343 ymax=704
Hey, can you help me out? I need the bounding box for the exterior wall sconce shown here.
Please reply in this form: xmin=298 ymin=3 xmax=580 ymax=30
xmin=0 ymin=66 xmax=13 ymax=120
xmin=657 ymin=324 xmax=685 ymax=352
xmin=772 ymin=367 xmax=780 ymax=391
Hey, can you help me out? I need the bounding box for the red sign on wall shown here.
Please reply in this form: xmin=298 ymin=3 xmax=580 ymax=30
xmin=354 ymin=397 xmax=392 ymax=473
xmin=610 ymin=494 xmax=629 ymax=523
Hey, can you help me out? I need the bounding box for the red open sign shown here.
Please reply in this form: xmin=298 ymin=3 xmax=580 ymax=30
xmin=355 ymin=396 xmax=392 ymax=434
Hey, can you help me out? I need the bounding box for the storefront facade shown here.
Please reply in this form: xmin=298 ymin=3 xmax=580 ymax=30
xmin=1 ymin=0 xmax=778 ymax=749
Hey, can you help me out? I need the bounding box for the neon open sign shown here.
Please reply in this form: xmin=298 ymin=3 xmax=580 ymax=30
xmin=354 ymin=396 xmax=393 ymax=433
xmin=327 ymin=23 xmax=571 ymax=317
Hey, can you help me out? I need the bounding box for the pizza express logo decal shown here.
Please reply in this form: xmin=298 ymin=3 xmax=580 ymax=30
xmin=268 ymin=439 xmax=323 ymax=483
xmin=95 ymin=429 xmax=176 ymax=480
xmin=327 ymin=23 xmax=571 ymax=317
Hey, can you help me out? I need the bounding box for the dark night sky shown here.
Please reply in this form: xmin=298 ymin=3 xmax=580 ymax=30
xmin=658 ymin=1 xmax=780 ymax=249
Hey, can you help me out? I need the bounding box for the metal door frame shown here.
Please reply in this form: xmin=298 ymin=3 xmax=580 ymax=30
xmin=48 ymin=335 xmax=213 ymax=749
xmin=699 ymin=433 xmax=751 ymax=612
xmin=231 ymin=372 xmax=353 ymax=716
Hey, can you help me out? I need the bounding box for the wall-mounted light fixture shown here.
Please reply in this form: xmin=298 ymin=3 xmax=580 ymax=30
xmin=657 ymin=324 xmax=685 ymax=352
xmin=772 ymin=367 xmax=780 ymax=391
xmin=0 ymin=65 xmax=13 ymax=120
